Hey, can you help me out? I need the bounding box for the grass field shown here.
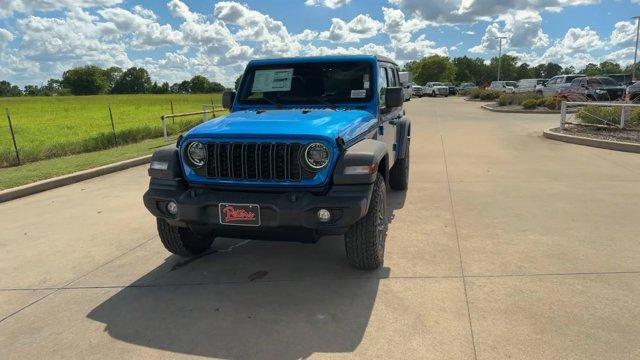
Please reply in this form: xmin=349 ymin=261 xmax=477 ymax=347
xmin=0 ymin=94 xmax=223 ymax=167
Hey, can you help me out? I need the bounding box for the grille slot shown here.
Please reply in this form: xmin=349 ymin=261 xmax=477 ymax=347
xmin=206 ymin=142 xmax=305 ymax=182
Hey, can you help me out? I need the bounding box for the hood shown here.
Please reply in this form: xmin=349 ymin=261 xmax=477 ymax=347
xmin=185 ymin=109 xmax=377 ymax=145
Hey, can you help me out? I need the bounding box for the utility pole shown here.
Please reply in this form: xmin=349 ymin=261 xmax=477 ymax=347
xmin=632 ymin=16 xmax=640 ymax=82
xmin=495 ymin=36 xmax=507 ymax=81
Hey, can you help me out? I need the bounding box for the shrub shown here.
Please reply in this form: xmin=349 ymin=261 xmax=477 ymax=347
xmin=544 ymin=96 xmax=561 ymax=110
xmin=576 ymin=106 xmax=640 ymax=128
xmin=536 ymin=98 xmax=547 ymax=107
xmin=479 ymin=90 xmax=502 ymax=101
xmin=521 ymin=99 xmax=539 ymax=109
xmin=498 ymin=94 xmax=509 ymax=106
xmin=468 ymin=88 xmax=482 ymax=99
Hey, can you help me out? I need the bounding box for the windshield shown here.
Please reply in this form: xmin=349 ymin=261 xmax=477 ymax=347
xmin=597 ymin=77 xmax=618 ymax=86
xmin=238 ymin=61 xmax=373 ymax=105
xmin=432 ymin=82 xmax=443 ymax=86
xmin=506 ymin=82 xmax=518 ymax=87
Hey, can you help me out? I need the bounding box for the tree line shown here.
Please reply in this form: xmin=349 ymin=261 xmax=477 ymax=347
xmin=0 ymin=65 xmax=226 ymax=97
xmin=404 ymin=55 xmax=638 ymax=86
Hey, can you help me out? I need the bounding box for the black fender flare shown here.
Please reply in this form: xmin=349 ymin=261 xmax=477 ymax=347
xmin=333 ymin=139 xmax=388 ymax=185
xmin=395 ymin=117 xmax=411 ymax=159
xmin=148 ymin=148 xmax=183 ymax=181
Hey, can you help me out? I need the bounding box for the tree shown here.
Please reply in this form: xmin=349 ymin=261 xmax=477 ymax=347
xmin=413 ymin=55 xmax=456 ymax=85
xmin=544 ymin=63 xmax=563 ymax=78
xmin=23 ymin=85 xmax=40 ymax=96
xmin=489 ymin=55 xmax=518 ymax=81
xmin=111 ymin=67 xmax=152 ymax=94
xmin=62 ymin=65 xmax=109 ymax=95
xmin=453 ymin=56 xmax=489 ymax=84
xmin=105 ymin=66 xmax=123 ymax=91
xmin=189 ymin=75 xmax=212 ymax=93
xmin=561 ymin=66 xmax=576 ymax=75
xmin=210 ymin=81 xmax=225 ymax=92
xmin=530 ymin=64 xmax=546 ymax=78
xmin=580 ymin=63 xmax=601 ymax=76
xmin=599 ymin=61 xmax=622 ymax=75
xmin=516 ymin=63 xmax=531 ymax=80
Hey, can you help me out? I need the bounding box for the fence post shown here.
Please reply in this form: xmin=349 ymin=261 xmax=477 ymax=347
xmin=560 ymin=101 xmax=567 ymax=130
xmin=161 ymin=115 xmax=168 ymax=141
xmin=5 ymin=108 xmax=20 ymax=166
xmin=108 ymin=105 xmax=117 ymax=145
xmin=170 ymin=100 xmax=175 ymax=124
xmin=620 ymin=105 xmax=628 ymax=129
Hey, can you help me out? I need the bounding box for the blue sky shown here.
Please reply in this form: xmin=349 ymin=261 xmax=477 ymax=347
xmin=0 ymin=0 xmax=638 ymax=87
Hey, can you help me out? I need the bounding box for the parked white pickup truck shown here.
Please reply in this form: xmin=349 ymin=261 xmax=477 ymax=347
xmin=424 ymin=82 xmax=449 ymax=97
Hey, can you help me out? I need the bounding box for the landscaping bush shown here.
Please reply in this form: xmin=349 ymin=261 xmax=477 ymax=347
xmin=496 ymin=93 xmax=542 ymax=107
xmin=521 ymin=99 xmax=538 ymax=109
xmin=576 ymin=106 xmax=640 ymax=129
xmin=498 ymin=94 xmax=509 ymax=106
xmin=544 ymin=96 xmax=561 ymax=110
xmin=478 ymin=90 xmax=502 ymax=101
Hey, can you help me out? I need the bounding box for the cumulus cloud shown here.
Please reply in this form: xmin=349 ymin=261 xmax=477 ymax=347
xmin=304 ymin=0 xmax=351 ymax=9
xmin=468 ymin=10 xmax=549 ymax=53
xmin=610 ymin=21 xmax=637 ymax=47
xmin=319 ymin=14 xmax=383 ymax=43
xmin=0 ymin=0 xmax=123 ymax=18
xmin=0 ymin=28 xmax=14 ymax=43
xmin=539 ymin=27 xmax=604 ymax=67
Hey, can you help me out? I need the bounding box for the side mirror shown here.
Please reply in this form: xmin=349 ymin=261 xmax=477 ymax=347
xmin=385 ymin=87 xmax=404 ymax=108
xmin=222 ymin=90 xmax=236 ymax=109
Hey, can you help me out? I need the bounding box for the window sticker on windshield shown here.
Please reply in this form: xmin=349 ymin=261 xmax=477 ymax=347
xmin=363 ymin=74 xmax=370 ymax=89
xmin=351 ymin=90 xmax=366 ymax=98
xmin=252 ymin=69 xmax=294 ymax=92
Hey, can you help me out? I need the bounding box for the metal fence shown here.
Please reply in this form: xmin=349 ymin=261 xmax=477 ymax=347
xmin=560 ymin=101 xmax=640 ymax=130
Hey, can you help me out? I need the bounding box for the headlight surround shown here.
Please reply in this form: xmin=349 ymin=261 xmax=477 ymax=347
xmin=303 ymin=142 xmax=330 ymax=170
xmin=186 ymin=141 xmax=206 ymax=168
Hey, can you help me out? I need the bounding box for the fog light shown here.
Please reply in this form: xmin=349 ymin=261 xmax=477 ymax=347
xmin=166 ymin=201 xmax=178 ymax=215
xmin=317 ymin=209 xmax=331 ymax=222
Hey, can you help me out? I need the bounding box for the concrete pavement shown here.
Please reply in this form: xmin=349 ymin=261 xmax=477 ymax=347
xmin=1 ymin=97 xmax=639 ymax=359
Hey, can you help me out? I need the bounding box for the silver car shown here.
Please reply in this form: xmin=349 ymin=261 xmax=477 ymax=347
xmin=542 ymin=75 xmax=585 ymax=97
xmin=424 ymin=82 xmax=449 ymax=97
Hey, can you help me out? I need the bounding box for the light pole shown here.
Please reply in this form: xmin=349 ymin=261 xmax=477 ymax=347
xmin=632 ymin=16 xmax=640 ymax=82
xmin=496 ymin=36 xmax=507 ymax=81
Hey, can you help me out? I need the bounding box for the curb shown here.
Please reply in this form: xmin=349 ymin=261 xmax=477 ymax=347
xmin=481 ymin=104 xmax=575 ymax=114
xmin=543 ymin=129 xmax=640 ymax=154
xmin=0 ymin=155 xmax=151 ymax=203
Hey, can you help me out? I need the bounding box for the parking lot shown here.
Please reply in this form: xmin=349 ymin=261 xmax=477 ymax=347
xmin=1 ymin=96 xmax=640 ymax=359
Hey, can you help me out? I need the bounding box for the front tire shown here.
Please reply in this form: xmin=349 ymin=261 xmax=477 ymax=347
xmin=390 ymin=142 xmax=410 ymax=190
xmin=157 ymin=218 xmax=214 ymax=256
xmin=345 ymin=174 xmax=387 ymax=270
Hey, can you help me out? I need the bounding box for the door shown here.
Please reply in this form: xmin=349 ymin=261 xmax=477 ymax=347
xmin=378 ymin=64 xmax=400 ymax=168
xmin=543 ymin=77 xmax=558 ymax=97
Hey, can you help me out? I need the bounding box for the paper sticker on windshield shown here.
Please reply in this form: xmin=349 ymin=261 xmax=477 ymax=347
xmin=252 ymin=69 xmax=294 ymax=92
xmin=351 ymin=90 xmax=366 ymax=98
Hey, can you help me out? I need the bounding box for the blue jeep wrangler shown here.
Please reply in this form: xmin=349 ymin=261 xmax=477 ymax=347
xmin=143 ymin=55 xmax=410 ymax=270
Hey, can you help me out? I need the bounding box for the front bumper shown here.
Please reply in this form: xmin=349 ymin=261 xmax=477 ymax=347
xmin=143 ymin=180 xmax=374 ymax=241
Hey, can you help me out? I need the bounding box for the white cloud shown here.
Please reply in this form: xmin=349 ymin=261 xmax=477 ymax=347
xmin=98 ymin=7 xmax=182 ymax=49
xmin=319 ymin=14 xmax=383 ymax=43
xmin=293 ymin=29 xmax=318 ymax=42
xmin=304 ymin=0 xmax=351 ymax=9
xmin=0 ymin=28 xmax=14 ymax=43
xmin=610 ymin=21 xmax=637 ymax=47
xmin=539 ymin=27 xmax=604 ymax=67
xmin=0 ymin=0 xmax=123 ymax=18
xmin=468 ymin=10 xmax=549 ymax=53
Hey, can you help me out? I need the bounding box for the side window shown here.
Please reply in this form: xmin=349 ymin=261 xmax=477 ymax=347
xmin=389 ymin=67 xmax=398 ymax=87
xmin=378 ymin=66 xmax=388 ymax=107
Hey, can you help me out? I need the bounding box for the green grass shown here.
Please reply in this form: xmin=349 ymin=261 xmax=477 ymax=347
xmin=0 ymin=136 xmax=178 ymax=190
xmin=0 ymin=94 xmax=222 ymax=167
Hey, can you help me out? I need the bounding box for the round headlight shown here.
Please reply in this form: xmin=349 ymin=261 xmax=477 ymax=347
xmin=186 ymin=141 xmax=206 ymax=168
xmin=303 ymin=143 xmax=330 ymax=170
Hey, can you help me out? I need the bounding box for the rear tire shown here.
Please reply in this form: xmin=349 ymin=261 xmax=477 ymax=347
xmin=390 ymin=142 xmax=410 ymax=190
xmin=157 ymin=218 xmax=214 ymax=256
xmin=345 ymin=174 xmax=387 ymax=270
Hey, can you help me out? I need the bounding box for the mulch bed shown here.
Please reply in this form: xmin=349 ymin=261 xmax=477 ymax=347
xmin=550 ymin=125 xmax=640 ymax=145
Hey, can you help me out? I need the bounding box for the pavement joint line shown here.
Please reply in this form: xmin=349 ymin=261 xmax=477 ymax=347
xmin=0 ymin=234 xmax=157 ymax=325
xmin=4 ymin=270 xmax=640 ymax=292
xmin=587 ymin=151 xmax=640 ymax=177
xmin=441 ymin=134 xmax=478 ymax=360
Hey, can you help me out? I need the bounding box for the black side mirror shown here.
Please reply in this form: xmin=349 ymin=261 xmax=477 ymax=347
xmin=222 ymin=90 xmax=236 ymax=109
xmin=385 ymin=87 xmax=403 ymax=108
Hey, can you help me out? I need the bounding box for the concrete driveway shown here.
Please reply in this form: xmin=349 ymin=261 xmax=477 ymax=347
xmin=1 ymin=97 xmax=640 ymax=359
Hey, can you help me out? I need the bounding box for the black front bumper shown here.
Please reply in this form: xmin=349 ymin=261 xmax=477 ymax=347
xmin=143 ymin=179 xmax=374 ymax=242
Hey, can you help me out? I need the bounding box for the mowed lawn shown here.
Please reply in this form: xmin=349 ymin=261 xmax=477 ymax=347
xmin=0 ymin=94 xmax=223 ymax=167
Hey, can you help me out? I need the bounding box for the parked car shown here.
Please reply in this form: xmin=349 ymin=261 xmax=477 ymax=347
xmin=488 ymin=81 xmax=517 ymax=93
xmin=457 ymin=82 xmax=478 ymax=92
xmin=399 ymin=71 xmax=412 ymax=101
xmin=542 ymin=74 xmax=585 ymax=97
xmin=625 ymin=81 xmax=640 ymax=102
xmin=604 ymin=73 xmax=633 ymax=86
xmin=143 ymin=55 xmax=411 ymax=270
xmin=424 ymin=82 xmax=449 ymax=97
xmin=515 ymin=78 xmax=548 ymax=94
xmin=412 ymin=84 xmax=424 ymax=97
xmin=563 ymin=76 xmax=626 ymax=101
xmin=442 ymin=82 xmax=457 ymax=95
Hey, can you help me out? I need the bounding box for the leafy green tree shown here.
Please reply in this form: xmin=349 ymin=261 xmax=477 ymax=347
xmin=413 ymin=55 xmax=456 ymax=85
xmin=599 ymin=61 xmax=622 ymax=75
xmin=489 ymin=55 xmax=518 ymax=81
xmin=111 ymin=67 xmax=152 ymax=94
xmin=544 ymin=63 xmax=563 ymax=78
xmin=580 ymin=63 xmax=601 ymax=76
xmin=561 ymin=66 xmax=576 ymax=75
xmin=62 ymin=65 xmax=109 ymax=95
xmin=453 ymin=56 xmax=489 ymax=84
xmin=210 ymin=81 xmax=225 ymax=92
xmin=516 ymin=63 xmax=531 ymax=80
xmin=530 ymin=64 xmax=546 ymax=78
xmin=189 ymin=75 xmax=212 ymax=93
xmin=105 ymin=66 xmax=123 ymax=91
xmin=23 ymin=85 xmax=40 ymax=96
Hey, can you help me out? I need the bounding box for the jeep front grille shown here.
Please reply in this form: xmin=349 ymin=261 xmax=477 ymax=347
xmin=206 ymin=142 xmax=304 ymax=181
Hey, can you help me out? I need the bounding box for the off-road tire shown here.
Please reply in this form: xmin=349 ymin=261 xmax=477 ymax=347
xmin=157 ymin=218 xmax=214 ymax=256
xmin=345 ymin=174 xmax=387 ymax=270
xmin=389 ymin=141 xmax=410 ymax=190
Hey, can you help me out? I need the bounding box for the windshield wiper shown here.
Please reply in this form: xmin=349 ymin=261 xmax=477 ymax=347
xmin=305 ymin=96 xmax=337 ymax=110
xmin=260 ymin=96 xmax=283 ymax=108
